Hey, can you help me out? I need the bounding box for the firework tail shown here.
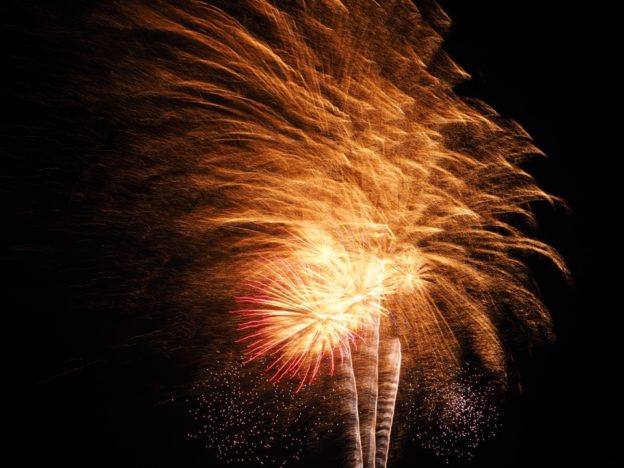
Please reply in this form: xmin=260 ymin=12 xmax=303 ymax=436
xmin=340 ymin=347 xmax=364 ymax=468
xmin=375 ymin=337 xmax=402 ymax=468
xmin=345 ymin=331 xmax=401 ymax=468
xmin=356 ymin=311 xmax=381 ymax=467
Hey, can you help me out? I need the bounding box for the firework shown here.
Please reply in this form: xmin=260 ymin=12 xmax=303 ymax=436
xmin=62 ymin=0 xmax=566 ymax=465
xmin=234 ymin=228 xmax=386 ymax=390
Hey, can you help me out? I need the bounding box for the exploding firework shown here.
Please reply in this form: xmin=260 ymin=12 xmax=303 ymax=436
xmin=233 ymin=228 xmax=386 ymax=389
xmin=35 ymin=0 xmax=567 ymax=465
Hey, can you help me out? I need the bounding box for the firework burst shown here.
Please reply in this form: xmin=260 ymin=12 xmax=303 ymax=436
xmin=48 ymin=0 xmax=567 ymax=465
xmin=233 ymin=232 xmax=386 ymax=388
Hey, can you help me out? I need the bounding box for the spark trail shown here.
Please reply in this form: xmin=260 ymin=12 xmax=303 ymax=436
xmin=375 ymin=338 xmax=402 ymax=468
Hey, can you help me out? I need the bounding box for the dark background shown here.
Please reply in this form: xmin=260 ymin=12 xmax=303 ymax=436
xmin=5 ymin=0 xmax=598 ymax=466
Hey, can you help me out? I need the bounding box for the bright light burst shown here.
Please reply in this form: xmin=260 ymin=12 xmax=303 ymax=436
xmin=232 ymin=224 xmax=439 ymax=389
xmin=234 ymin=228 xmax=387 ymax=388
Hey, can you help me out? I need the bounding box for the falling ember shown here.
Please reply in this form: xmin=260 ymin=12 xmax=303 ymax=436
xmin=188 ymin=357 xmax=346 ymax=466
xmin=408 ymin=372 xmax=501 ymax=462
xmin=46 ymin=0 xmax=567 ymax=465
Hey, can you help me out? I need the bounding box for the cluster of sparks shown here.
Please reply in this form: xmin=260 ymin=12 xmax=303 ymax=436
xmin=404 ymin=372 xmax=500 ymax=462
xmin=188 ymin=363 xmax=306 ymax=465
xmin=188 ymin=358 xmax=344 ymax=465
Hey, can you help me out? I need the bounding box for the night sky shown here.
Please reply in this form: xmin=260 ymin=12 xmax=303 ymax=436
xmin=6 ymin=1 xmax=598 ymax=466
